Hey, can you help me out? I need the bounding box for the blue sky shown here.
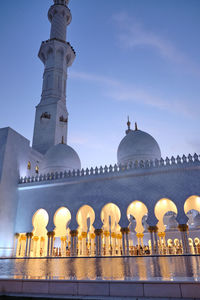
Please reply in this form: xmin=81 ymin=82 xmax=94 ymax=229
xmin=0 ymin=0 xmax=200 ymax=168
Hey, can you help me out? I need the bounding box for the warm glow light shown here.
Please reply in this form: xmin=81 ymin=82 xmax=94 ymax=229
xmin=127 ymin=201 xmax=148 ymax=234
xmin=76 ymin=205 xmax=95 ymax=233
xmin=54 ymin=207 xmax=71 ymax=236
xmin=32 ymin=209 xmax=49 ymax=235
xmin=184 ymin=195 xmax=200 ymax=214
xmin=101 ymin=203 xmax=121 ymax=232
xmin=155 ymin=198 xmax=177 ymax=232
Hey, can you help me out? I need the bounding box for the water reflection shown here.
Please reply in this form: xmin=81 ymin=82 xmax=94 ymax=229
xmin=0 ymin=256 xmax=200 ymax=281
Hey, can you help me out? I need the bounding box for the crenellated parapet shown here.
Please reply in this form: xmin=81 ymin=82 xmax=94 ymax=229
xmin=19 ymin=153 xmax=200 ymax=184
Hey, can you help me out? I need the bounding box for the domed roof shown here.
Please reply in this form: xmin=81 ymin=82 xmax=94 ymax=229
xmin=40 ymin=143 xmax=81 ymax=174
xmin=117 ymin=122 xmax=161 ymax=165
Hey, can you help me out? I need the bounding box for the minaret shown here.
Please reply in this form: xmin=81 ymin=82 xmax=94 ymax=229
xmin=32 ymin=0 xmax=75 ymax=154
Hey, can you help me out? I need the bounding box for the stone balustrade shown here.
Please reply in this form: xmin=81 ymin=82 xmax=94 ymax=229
xmin=19 ymin=153 xmax=200 ymax=184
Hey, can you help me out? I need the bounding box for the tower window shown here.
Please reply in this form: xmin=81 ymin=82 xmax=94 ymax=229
xmin=35 ymin=165 xmax=39 ymax=174
xmin=40 ymin=112 xmax=51 ymax=120
xmin=59 ymin=115 xmax=68 ymax=123
xmin=27 ymin=161 xmax=31 ymax=170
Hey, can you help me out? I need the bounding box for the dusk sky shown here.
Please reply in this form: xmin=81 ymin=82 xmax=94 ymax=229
xmin=0 ymin=0 xmax=200 ymax=168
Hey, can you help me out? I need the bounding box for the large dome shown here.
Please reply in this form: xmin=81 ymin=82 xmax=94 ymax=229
xmin=40 ymin=143 xmax=81 ymax=174
xmin=117 ymin=127 xmax=161 ymax=166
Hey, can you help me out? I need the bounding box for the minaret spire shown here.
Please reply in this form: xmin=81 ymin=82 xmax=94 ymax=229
xmin=32 ymin=0 xmax=75 ymax=154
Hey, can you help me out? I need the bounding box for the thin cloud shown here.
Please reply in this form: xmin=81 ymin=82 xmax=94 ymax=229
xmin=112 ymin=12 xmax=200 ymax=76
xmin=70 ymin=70 xmax=197 ymax=118
xmin=70 ymin=70 xmax=119 ymax=87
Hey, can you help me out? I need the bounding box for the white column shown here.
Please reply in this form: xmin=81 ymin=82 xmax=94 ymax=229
xmin=90 ymin=233 xmax=95 ymax=256
xmin=178 ymin=225 xmax=190 ymax=254
xmin=82 ymin=232 xmax=87 ymax=256
xmin=104 ymin=232 xmax=110 ymax=256
xmin=14 ymin=234 xmax=20 ymax=257
xmin=120 ymin=229 xmax=126 ymax=256
xmin=111 ymin=233 xmax=116 ymax=256
xmin=78 ymin=237 xmax=82 ymax=256
xmin=47 ymin=233 xmax=51 ymax=256
xmin=95 ymin=229 xmax=102 ymax=256
xmin=125 ymin=231 xmax=130 ymax=256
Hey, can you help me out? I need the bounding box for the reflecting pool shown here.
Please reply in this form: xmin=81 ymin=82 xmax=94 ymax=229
xmin=0 ymin=255 xmax=200 ymax=281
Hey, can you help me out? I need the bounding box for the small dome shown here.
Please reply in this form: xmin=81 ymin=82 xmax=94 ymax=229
xmin=117 ymin=128 xmax=161 ymax=165
xmin=40 ymin=143 xmax=81 ymax=174
xmin=194 ymin=213 xmax=200 ymax=227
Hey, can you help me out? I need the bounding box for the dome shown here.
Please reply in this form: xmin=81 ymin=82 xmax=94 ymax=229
xmin=117 ymin=124 xmax=161 ymax=165
xmin=40 ymin=143 xmax=81 ymax=174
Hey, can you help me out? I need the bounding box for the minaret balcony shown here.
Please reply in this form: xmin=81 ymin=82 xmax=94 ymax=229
xmin=48 ymin=3 xmax=72 ymax=26
xmin=38 ymin=39 xmax=75 ymax=67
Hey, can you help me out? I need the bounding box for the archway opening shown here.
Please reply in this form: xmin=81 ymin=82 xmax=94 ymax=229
xmin=155 ymin=198 xmax=177 ymax=232
xmin=32 ymin=208 xmax=49 ymax=257
xmin=76 ymin=205 xmax=95 ymax=256
xmin=184 ymin=196 xmax=200 ymax=253
xmin=101 ymin=203 xmax=121 ymax=256
xmin=155 ymin=198 xmax=178 ymax=254
xmin=184 ymin=195 xmax=200 ymax=228
xmin=127 ymin=201 xmax=148 ymax=255
xmin=53 ymin=207 xmax=71 ymax=257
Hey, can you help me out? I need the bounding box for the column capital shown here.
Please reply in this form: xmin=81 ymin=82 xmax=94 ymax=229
xmin=14 ymin=233 xmax=20 ymax=238
xmin=158 ymin=232 xmax=165 ymax=238
xmin=116 ymin=233 xmax=122 ymax=239
xmin=81 ymin=232 xmax=87 ymax=238
xmin=148 ymin=226 xmax=158 ymax=233
xmin=120 ymin=227 xmax=130 ymax=234
xmin=136 ymin=233 xmax=144 ymax=238
xmin=70 ymin=229 xmax=78 ymax=237
xmin=47 ymin=231 xmax=55 ymax=237
xmin=103 ymin=231 xmax=110 ymax=237
xmin=26 ymin=232 xmax=33 ymax=238
xmin=20 ymin=235 xmax=26 ymax=241
xmin=178 ymin=224 xmax=188 ymax=232
xmin=94 ymin=229 xmax=103 ymax=236
xmin=90 ymin=233 xmax=95 ymax=239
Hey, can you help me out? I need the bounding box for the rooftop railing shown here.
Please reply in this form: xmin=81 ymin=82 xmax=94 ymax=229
xmin=19 ymin=153 xmax=200 ymax=184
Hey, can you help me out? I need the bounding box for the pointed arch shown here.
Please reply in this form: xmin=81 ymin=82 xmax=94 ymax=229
xmin=100 ymin=203 xmax=121 ymax=256
xmin=127 ymin=200 xmax=148 ymax=234
xmin=184 ymin=195 xmax=200 ymax=214
xmin=32 ymin=208 xmax=49 ymax=257
xmin=101 ymin=203 xmax=121 ymax=232
xmin=154 ymin=198 xmax=177 ymax=232
xmin=76 ymin=205 xmax=95 ymax=256
xmin=53 ymin=206 xmax=71 ymax=237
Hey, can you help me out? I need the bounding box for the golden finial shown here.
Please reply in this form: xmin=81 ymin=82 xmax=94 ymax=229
xmin=127 ymin=116 xmax=131 ymax=130
xmin=135 ymin=122 xmax=138 ymax=131
xmin=126 ymin=116 xmax=131 ymax=134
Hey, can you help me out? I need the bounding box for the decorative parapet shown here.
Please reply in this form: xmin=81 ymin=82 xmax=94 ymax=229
xmin=19 ymin=153 xmax=200 ymax=184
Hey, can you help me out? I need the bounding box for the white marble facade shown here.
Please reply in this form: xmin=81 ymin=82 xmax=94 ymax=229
xmin=0 ymin=0 xmax=200 ymax=258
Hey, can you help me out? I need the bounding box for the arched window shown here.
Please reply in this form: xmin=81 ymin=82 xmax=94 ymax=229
xmin=35 ymin=165 xmax=39 ymax=174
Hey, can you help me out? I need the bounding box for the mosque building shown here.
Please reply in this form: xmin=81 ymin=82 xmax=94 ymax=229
xmin=0 ymin=0 xmax=200 ymax=258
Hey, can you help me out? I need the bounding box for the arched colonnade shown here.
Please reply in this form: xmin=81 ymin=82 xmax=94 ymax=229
xmin=14 ymin=195 xmax=200 ymax=257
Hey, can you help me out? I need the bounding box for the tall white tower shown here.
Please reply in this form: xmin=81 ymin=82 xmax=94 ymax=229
xmin=32 ymin=0 xmax=75 ymax=154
